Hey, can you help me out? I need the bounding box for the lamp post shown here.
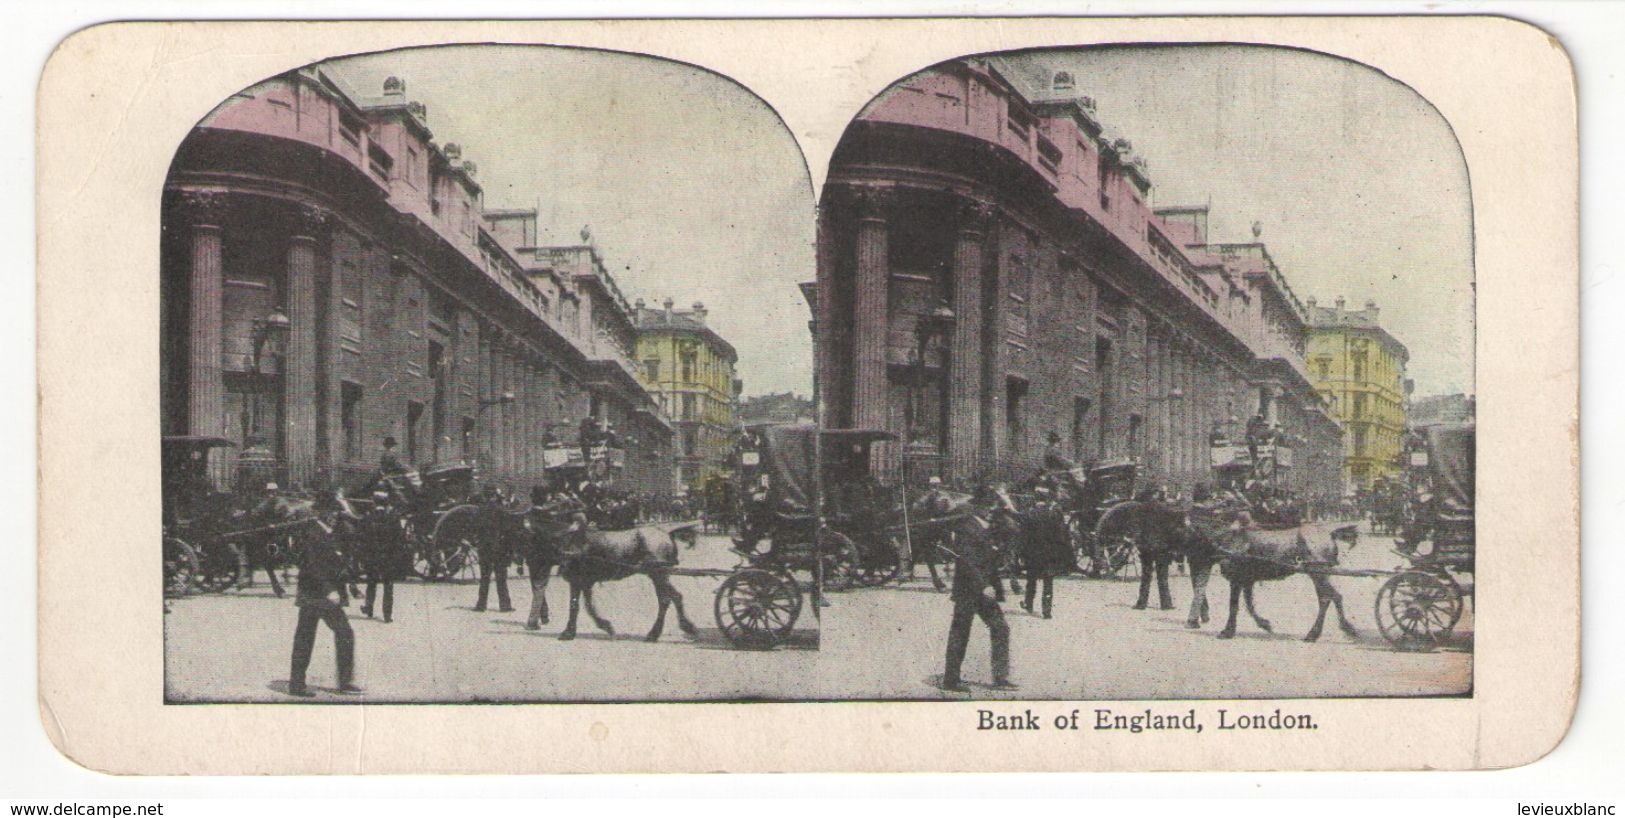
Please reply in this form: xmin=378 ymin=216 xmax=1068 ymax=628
xmin=906 ymin=302 xmax=956 ymax=485
xmin=242 ymin=308 xmax=290 ymax=489
xmin=249 ymin=309 xmax=291 ymax=433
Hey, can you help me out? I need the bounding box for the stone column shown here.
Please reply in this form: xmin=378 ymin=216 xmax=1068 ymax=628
xmin=493 ymin=340 xmax=510 ymax=480
xmin=182 ymin=190 xmax=230 ymax=488
xmin=479 ymin=330 xmax=494 ymax=470
xmin=284 ymin=204 xmax=327 ymax=490
xmin=851 ymin=187 xmax=894 ymax=439
xmin=502 ymin=345 xmax=519 ymax=483
xmin=523 ymin=355 xmax=539 ymax=482
xmin=947 ymin=199 xmax=990 ymax=483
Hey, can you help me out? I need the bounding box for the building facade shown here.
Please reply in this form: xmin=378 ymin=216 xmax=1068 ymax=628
xmin=1305 ymin=298 xmax=1411 ymax=493
xmin=814 ymin=56 xmax=1342 ymax=498
xmin=161 ymin=68 xmax=674 ymax=495
xmin=632 ymin=299 xmax=743 ymax=489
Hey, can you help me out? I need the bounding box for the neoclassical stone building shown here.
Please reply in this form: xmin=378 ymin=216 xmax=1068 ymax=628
xmin=161 ymin=67 xmax=674 ymax=494
xmin=814 ymin=56 xmax=1342 ymax=498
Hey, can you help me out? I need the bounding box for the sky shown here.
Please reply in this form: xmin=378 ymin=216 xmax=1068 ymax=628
xmin=321 ymin=46 xmax=816 ymax=398
xmin=313 ymin=44 xmax=1471 ymax=400
xmin=999 ymin=46 xmax=1475 ymax=397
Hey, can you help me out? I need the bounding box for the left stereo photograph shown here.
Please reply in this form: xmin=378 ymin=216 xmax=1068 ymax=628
xmin=159 ymin=45 xmax=821 ymax=703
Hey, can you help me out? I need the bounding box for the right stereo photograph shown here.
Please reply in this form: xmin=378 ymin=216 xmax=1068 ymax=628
xmin=810 ymin=45 xmax=1475 ymax=700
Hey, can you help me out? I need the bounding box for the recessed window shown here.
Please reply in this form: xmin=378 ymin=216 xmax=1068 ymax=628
xmin=367 ymin=143 xmax=394 ymax=180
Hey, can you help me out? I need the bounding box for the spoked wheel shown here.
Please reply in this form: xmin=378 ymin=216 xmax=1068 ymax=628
xmin=163 ymin=536 xmax=200 ymax=597
xmin=1092 ymin=505 xmax=1146 ymax=579
xmin=715 ymin=568 xmax=803 ymax=649
xmin=420 ymin=504 xmax=481 ymax=581
xmin=818 ymin=530 xmax=858 ymax=593
xmin=1375 ymin=570 xmax=1464 ymax=650
xmin=853 ymin=534 xmax=906 ymax=587
xmin=192 ymin=540 xmax=242 ymax=593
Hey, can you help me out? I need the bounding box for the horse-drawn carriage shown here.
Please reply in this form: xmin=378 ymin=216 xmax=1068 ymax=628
xmin=1070 ymin=460 xmax=1150 ymax=578
xmin=1373 ymin=422 xmax=1475 ymax=650
xmin=162 ymin=435 xmax=324 ymax=596
xmin=702 ymin=424 xmax=903 ymax=647
xmin=352 ymin=460 xmax=489 ymax=581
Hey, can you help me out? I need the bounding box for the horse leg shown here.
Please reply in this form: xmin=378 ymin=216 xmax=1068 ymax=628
xmin=1133 ymin=550 xmax=1153 ymax=610
xmin=928 ymin=562 xmax=946 ymax=592
xmin=526 ymin=562 xmax=550 ymax=630
xmin=1156 ymin=556 xmax=1174 ymax=610
xmin=1186 ymin=559 xmax=1212 ymax=629
xmin=583 ymin=584 xmax=615 ymax=636
xmin=646 ymin=576 xmax=669 ymax=642
xmin=1218 ymin=579 xmax=1243 ymax=639
xmin=1244 ymin=583 xmax=1273 ymax=633
xmin=1304 ymin=575 xmax=1332 ymax=642
xmin=660 ymin=574 xmax=698 ymax=637
xmin=558 ymin=581 xmax=581 ymax=640
xmin=1331 ymin=578 xmax=1359 ymax=637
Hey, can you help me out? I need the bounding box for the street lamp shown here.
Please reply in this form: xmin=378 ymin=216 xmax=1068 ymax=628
xmin=249 ymin=307 xmax=291 ymax=448
xmin=906 ymin=302 xmax=956 ymax=483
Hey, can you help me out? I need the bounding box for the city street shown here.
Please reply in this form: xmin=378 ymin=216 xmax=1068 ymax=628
xmin=829 ymin=525 xmax=1472 ymax=700
xmin=165 ymin=525 xmax=1470 ymax=702
xmin=164 ymin=529 xmax=820 ymax=703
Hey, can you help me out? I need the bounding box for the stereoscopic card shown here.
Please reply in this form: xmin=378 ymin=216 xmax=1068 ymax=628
xmin=36 ymin=17 xmax=1576 ymax=772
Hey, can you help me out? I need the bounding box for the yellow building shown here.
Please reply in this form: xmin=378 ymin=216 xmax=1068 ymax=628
xmin=1305 ymin=297 xmax=1410 ymax=494
xmin=633 ymin=298 xmax=743 ymax=489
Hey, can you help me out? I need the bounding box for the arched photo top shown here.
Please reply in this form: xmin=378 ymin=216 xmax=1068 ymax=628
xmin=814 ymin=45 xmax=1475 ymax=701
xmin=158 ymin=45 xmax=827 ymax=699
xmin=823 ymin=43 xmax=1471 ymax=428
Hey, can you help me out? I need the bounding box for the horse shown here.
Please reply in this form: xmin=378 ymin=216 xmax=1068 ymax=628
xmin=1212 ymin=518 xmax=1361 ymax=642
xmin=554 ymin=521 xmax=701 ymax=642
xmin=238 ymin=493 xmax=324 ymax=597
xmin=517 ymin=494 xmax=587 ymax=630
xmin=1120 ymin=491 xmax=1360 ymax=641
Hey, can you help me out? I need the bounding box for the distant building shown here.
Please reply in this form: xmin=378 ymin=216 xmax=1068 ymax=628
xmin=632 ymin=298 xmax=743 ymax=489
xmin=1305 ymin=297 xmax=1410 ymax=493
xmin=1410 ymin=393 xmax=1475 ymax=428
xmin=737 ymin=392 xmax=816 ymax=426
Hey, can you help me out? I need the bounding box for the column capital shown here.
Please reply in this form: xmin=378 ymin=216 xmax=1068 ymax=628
xmin=953 ymin=198 xmax=995 ymax=237
xmin=179 ymin=189 xmax=231 ymax=228
xmin=291 ymin=203 xmax=331 ymax=241
xmin=847 ymin=185 xmax=899 ymax=223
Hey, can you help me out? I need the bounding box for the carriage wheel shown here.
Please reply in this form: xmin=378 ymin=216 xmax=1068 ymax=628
xmin=192 ymin=541 xmax=242 ymax=593
xmin=164 ymin=537 xmax=200 ymax=597
xmin=1375 ymin=570 xmax=1463 ymax=650
xmin=422 ymin=504 xmax=482 ymax=581
xmin=1091 ymin=522 xmax=1140 ymax=579
xmin=715 ymin=568 xmax=803 ymax=648
xmin=854 ymin=534 xmax=906 ymax=587
xmin=818 ymin=530 xmax=858 ymax=592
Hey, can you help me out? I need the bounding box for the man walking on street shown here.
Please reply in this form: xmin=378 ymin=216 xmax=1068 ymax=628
xmin=941 ymin=487 xmax=1016 ymax=693
xmin=287 ymin=520 xmax=362 ymax=698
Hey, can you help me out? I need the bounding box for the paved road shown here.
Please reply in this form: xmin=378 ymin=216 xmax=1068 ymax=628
xmin=828 ymin=526 xmax=1472 ymax=700
xmin=164 ymin=524 xmax=1470 ymax=702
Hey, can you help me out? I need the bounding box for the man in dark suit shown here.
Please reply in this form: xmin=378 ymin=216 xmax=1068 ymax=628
xmin=473 ymin=487 xmax=515 ymax=613
xmin=941 ymin=488 xmax=1016 ymax=693
xmin=287 ymin=520 xmax=362 ymax=698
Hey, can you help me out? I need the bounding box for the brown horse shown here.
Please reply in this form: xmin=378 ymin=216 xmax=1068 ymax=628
xmin=1213 ymin=521 xmax=1361 ymax=642
xmin=518 ymin=499 xmax=587 ymax=630
xmin=1122 ymin=497 xmax=1360 ymax=641
xmin=555 ymin=522 xmax=701 ymax=642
